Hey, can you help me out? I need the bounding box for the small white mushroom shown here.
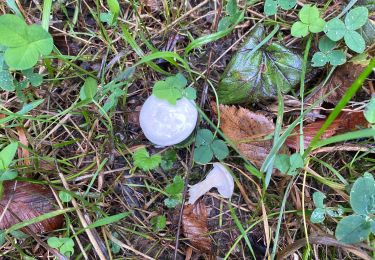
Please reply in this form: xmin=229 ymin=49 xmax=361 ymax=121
xmin=139 ymin=95 xmax=198 ymax=146
xmin=188 ymin=163 xmax=234 ymax=204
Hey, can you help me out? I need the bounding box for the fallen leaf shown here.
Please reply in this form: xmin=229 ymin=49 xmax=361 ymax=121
xmin=0 ymin=181 xmax=64 ymax=234
xmin=16 ymin=127 xmax=30 ymax=166
xmin=305 ymin=63 xmax=364 ymax=106
xmin=213 ymin=103 xmax=275 ymax=168
xmin=182 ymin=200 xmax=211 ymax=254
xmin=218 ymin=24 xmax=303 ymax=104
xmin=285 ymin=111 xmax=368 ymax=150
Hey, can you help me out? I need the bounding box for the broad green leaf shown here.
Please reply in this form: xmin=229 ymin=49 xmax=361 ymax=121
xmin=0 ymin=170 xmax=18 ymax=181
xmin=311 ymin=52 xmax=328 ymax=67
xmin=100 ymin=12 xmax=115 ymax=25
xmin=0 ymin=142 xmax=18 ymax=170
xmin=299 ymin=5 xmax=320 ymax=25
xmin=264 ymin=0 xmax=278 ymax=16
xmin=195 ymin=129 xmax=214 ymax=146
xmin=165 ymin=175 xmax=184 ymax=195
xmin=309 ymin=18 xmax=326 ymax=33
xmin=194 ymin=145 xmax=213 ymax=164
xmin=350 ymin=173 xmax=375 ymax=215
xmin=273 ymin=154 xmax=290 ymax=174
xmin=313 ymin=191 xmax=326 ymax=208
xmin=211 ymin=139 xmax=229 ymax=160
xmin=59 ymin=238 xmax=74 ymax=256
xmin=0 ymin=14 xmax=27 ymax=47
xmin=59 ymin=191 xmax=72 ymax=202
xmin=218 ymin=24 xmax=302 ymax=104
xmin=324 ymin=18 xmax=346 ymax=41
xmin=217 ymin=16 xmax=233 ymax=31
xmin=364 ymin=97 xmax=375 ymax=123
xmin=328 ymin=50 xmax=346 ymax=65
xmin=288 ymin=153 xmax=304 ymax=176
xmin=279 ymin=0 xmax=296 ymax=10
xmin=0 ymin=70 xmax=14 ymax=91
xmin=291 ymin=21 xmax=309 ymax=37
xmin=184 ymin=86 xmax=197 ymax=100
xmin=345 ymin=6 xmax=368 ymax=30
xmin=153 ymin=73 xmax=187 ymax=105
xmin=310 ymin=208 xmax=326 ymax=223
xmin=80 ymin=77 xmax=98 ymax=100
xmin=344 ymin=30 xmax=366 ymax=53
xmin=226 ymin=0 xmax=239 ymax=17
xmin=23 ymin=69 xmax=43 ymax=87
xmin=150 ymin=215 xmax=166 ymax=231
xmin=4 ymin=46 xmax=39 ymax=70
xmin=107 ymin=0 xmax=120 ymax=17
xmin=26 ymin=25 xmax=54 ymax=56
xmin=318 ymin=36 xmax=336 ymax=52
xmin=336 ymin=215 xmax=371 ymax=244
xmin=47 ymin=237 xmax=64 ymax=248
xmin=132 ymin=148 xmax=161 ymax=171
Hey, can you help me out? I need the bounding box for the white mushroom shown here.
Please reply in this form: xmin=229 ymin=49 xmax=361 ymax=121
xmin=188 ymin=163 xmax=234 ymax=204
xmin=139 ymin=95 xmax=198 ymax=146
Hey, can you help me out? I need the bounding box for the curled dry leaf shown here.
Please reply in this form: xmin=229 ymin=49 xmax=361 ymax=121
xmin=0 ymin=181 xmax=64 ymax=234
xmin=305 ymin=63 xmax=364 ymax=106
xmin=285 ymin=111 xmax=368 ymax=150
xmin=182 ymin=200 xmax=211 ymax=254
xmin=213 ymin=103 xmax=275 ymax=168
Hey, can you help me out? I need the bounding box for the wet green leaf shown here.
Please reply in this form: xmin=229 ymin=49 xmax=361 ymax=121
xmin=313 ymin=191 xmax=326 ymax=208
xmin=350 ymin=173 xmax=375 ymax=215
xmin=324 ymin=18 xmax=346 ymax=41
xmin=311 ymin=208 xmax=326 ymax=223
xmin=336 ymin=215 xmax=371 ymax=244
xmin=218 ymin=24 xmax=302 ymax=104
xmin=345 ymin=7 xmax=368 ymax=30
xmin=344 ymin=30 xmax=365 ymax=53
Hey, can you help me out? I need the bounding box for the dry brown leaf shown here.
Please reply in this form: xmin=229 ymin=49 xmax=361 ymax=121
xmin=213 ymin=103 xmax=275 ymax=168
xmin=16 ymin=127 xmax=30 ymax=166
xmin=305 ymin=63 xmax=364 ymax=106
xmin=0 ymin=181 xmax=64 ymax=234
xmin=182 ymin=200 xmax=211 ymax=254
xmin=285 ymin=111 xmax=368 ymax=150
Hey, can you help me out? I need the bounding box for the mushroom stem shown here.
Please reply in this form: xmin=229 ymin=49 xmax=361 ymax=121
xmin=188 ymin=180 xmax=212 ymax=205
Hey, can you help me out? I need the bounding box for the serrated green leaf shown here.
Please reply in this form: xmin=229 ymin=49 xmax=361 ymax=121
xmin=80 ymin=77 xmax=98 ymax=100
xmin=311 ymin=52 xmax=328 ymax=67
xmin=313 ymin=191 xmax=326 ymax=208
xmin=0 ymin=70 xmax=14 ymax=91
xmin=161 ymin=150 xmax=177 ymax=171
xmin=264 ymin=0 xmax=278 ymax=16
xmin=274 ymin=154 xmax=290 ymax=174
xmin=364 ymin=97 xmax=375 ymax=123
xmin=194 ymin=145 xmax=213 ymax=164
xmin=150 ymin=215 xmax=166 ymax=231
xmin=350 ymin=173 xmax=375 ymax=215
xmin=152 ymin=73 xmax=187 ymax=105
xmin=336 ymin=215 xmax=371 ymax=244
xmin=133 ymin=148 xmax=161 ymax=171
xmin=165 ymin=175 xmax=184 ymax=195
xmin=211 ymin=139 xmax=229 ymax=160
xmin=279 ymin=0 xmax=296 ymax=10
xmin=324 ymin=18 xmax=346 ymax=41
xmin=291 ymin=21 xmax=309 ymax=37
xmin=310 ymin=208 xmax=326 ymax=223
xmin=164 ymin=194 xmax=182 ymax=208
xmin=344 ymin=30 xmax=366 ymax=53
xmin=0 ymin=142 xmax=18 ymax=170
xmin=328 ymin=50 xmax=346 ymax=65
xmin=219 ymin=24 xmax=302 ymax=104
xmin=345 ymin=6 xmax=368 ymax=30
xmin=318 ymin=36 xmax=336 ymax=52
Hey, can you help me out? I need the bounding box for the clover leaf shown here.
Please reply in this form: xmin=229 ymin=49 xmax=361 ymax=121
xmin=194 ymin=129 xmax=229 ymax=164
xmin=264 ymin=0 xmax=296 ymax=16
xmin=312 ymin=36 xmax=346 ymax=67
xmin=291 ymin=5 xmax=325 ymax=37
xmin=47 ymin=237 xmax=74 ymax=257
xmin=153 ymin=73 xmax=196 ymax=105
xmin=274 ymin=153 xmax=304 ymax=176
xmin=324 ymin=7 xmax=368 ymax=53
xmin=132 ymin=148 xmax=161 ymax=171
xmin=0 ymin=15 xmax=53 ymax=70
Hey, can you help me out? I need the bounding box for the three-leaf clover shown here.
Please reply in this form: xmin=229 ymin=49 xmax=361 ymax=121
xmin=291 ymin=5 xmax=326 ymax=37
xmin=152 ymin=73 xmax=196 ymax=105
xmin=218 ymin=0 xmax=244 ymax=31
xmin=132 ymin=148 xmax=161 ymax=171
xmin=312 ymin=36 xmax=346 ymax=67
xmin=335 ymin=173 xmax=375 ymax=244
xmin=164 ymin=175 xmax=184 ymax=208
xmin=310 ymin=191 xmax=344 ymax=223
xmin=274 ymin=153 xmax=304 ymax=176
xmin=47 ymin=237 xmax=74 ymax=257
xmin=0 ymin=14 xmax=53 ymax=70
xmin=324 ymin=7 xmax=368 ymax=53
xmin=194 ymin=129 xmax=229 ymax=164
xmin=264 ymin=0 xmax=297 ymax=16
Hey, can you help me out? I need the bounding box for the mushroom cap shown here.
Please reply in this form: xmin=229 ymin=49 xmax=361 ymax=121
xmin=206 ymin=163 xmax=234 ymax=198
xmin=139 ymin=95 xmax=198 ymax=146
